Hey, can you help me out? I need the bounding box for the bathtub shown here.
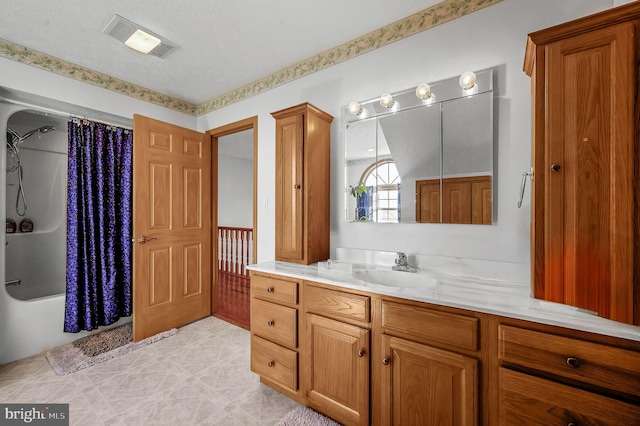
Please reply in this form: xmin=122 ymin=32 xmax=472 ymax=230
xmin=1 ymin=101 xmax=129 ymax=365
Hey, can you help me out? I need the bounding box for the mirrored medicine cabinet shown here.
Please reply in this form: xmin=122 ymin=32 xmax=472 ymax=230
xmin=344 ymin=69 xmax=495 ymax=224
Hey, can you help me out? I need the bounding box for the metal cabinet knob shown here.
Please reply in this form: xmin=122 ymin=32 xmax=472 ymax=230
xmin=357 ymin=349 xmax=365 ymax=357
xmin=267 ymin=287 xmax=274 ymax=293
xmin=294 ymin=184 xmax=301 ymax=189
xmin=267 ymin=320 xmax=275 ymax=327
xmin=567 ymin=422 xmax=577 ymax=426
xmin=382 ymin=357 xmax=390 ymax=365
xmin=268 ymin=360 xmax=275 ymax=367
xmin=566 ymin=357 xmax=580 ymax=368
xmin=551 ymin=164 xmax=562 ymax=173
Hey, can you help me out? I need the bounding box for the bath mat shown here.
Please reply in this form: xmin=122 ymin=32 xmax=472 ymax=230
xmin=45 ymin=323 xmax=177 ymax=375
xmin=278 ymin=407 xmax=342 ymax=426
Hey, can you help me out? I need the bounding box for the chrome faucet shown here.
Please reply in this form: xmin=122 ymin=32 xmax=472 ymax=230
xmin=392 ymin=252 xmax=417 ymax=273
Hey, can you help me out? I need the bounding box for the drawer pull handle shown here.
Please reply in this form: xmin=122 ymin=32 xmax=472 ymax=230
xmin=267 ymin=320 xmax=275 ymax=327
xmin=267 ymin=287 xmax=274 ymax=293
xmin=566 ymin=357 xmax=580 ymax=369
xmin=382 ymin=357 xmax=390 ymax=365
xmin=268 ymin=360 xmax=275 ymax=368
xmin=358 ymin=349 xmax=365 ymax=357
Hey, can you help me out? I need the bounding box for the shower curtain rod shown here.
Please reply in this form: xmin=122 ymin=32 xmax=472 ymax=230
xmin=3 ymin=98 xmax=133 ymax=130
xmin=69 ymin=114 xmax=133 ymax=130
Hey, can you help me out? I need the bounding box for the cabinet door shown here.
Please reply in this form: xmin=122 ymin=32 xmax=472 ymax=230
xmin=442 ymin=181 xmax=471 ymax=224
xmin=381 ymin=334 xmax=478 ymax=426
xmin=275 ymin=113 xmax=304 ymax=261
xmin=306 ymin=313 xmax=369 ymax=426
xmin=536 ymin=21 xmax=636 ymax=323
xmin=416 ymin=179 xmax=440 ymax=223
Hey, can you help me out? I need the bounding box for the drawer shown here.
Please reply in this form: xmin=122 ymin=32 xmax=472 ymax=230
xmin=252 ymin=298 xmax=297 ymax=349
xmin=499 ymin=368 xmax=640 ymax=425
xmin=251 ymin=335 xmax=297 ymax=392
xmin=382 ymin=301 xmax=478 ymax=351
xmin=251 ymin=273 xmax=298 ymax=305
xmin=304 ymin=285 xmax=370 ymax=323
xmin=498 ymin=325 xmax=640 ymax=396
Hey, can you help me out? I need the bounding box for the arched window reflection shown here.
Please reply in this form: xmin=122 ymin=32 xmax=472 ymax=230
xmin=360 ymin=160 xmax=401 ymax=223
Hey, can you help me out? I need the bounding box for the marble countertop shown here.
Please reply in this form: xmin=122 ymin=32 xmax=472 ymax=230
xmin=248 ymin=260 xmax=640 ymax=343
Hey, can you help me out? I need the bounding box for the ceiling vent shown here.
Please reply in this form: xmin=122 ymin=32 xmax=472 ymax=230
xmin=103 ymin=14 xmax=178 ymax=58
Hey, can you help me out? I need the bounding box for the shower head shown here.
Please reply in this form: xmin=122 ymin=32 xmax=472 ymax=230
xmin=6 ymin=125 xmax=56 ymax=143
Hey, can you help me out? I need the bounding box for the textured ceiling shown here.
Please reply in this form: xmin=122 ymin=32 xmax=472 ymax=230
xmin=0 ymin=1 xmax=442 ymax=104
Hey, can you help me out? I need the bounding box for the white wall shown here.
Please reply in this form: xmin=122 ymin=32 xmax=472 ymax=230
xmin=197 ymin=0 xmax=614 ymax=268
xmin=0 ymin=56 xmax=196 ymax=129
xmin=218 ymin=155 xmax=253 ymax=228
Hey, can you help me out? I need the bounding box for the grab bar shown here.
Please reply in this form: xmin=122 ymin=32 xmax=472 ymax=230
xmin=5 ymin=279 xmax=21 ymax=286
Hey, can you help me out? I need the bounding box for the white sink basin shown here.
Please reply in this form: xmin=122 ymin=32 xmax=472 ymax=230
xmin=352 ymin=269 xmax=438 ymax=289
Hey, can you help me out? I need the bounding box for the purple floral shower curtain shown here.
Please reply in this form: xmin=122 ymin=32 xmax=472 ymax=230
xmin=64 ymin=119 xmax=133 ymax=332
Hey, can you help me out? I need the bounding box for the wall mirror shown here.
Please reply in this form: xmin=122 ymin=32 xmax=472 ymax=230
xmin=344 ymin=69 xmax=495 ymax=224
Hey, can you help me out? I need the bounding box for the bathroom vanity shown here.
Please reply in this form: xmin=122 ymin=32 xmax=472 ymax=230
xmin=248 ymin=258 xmax=640 ymax=426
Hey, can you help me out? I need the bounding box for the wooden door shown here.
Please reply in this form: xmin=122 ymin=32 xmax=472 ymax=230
xmin=275 ymin=114 xmax=304 ymax=262
xmin=541 ymin=22 xmax=635 ymax=322
xmin=306 ymin=313 xmax=369 ymax=426
xmin=381 ymin=334 xmax=478 ymax=426
xmin=471 ymin=179 xmax=492 ymax=224
xmin=132 ymin=115 xmax=211 ymax=341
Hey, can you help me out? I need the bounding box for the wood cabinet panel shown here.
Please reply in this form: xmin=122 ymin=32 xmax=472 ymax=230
xmin=416 ymin=176 xmax=491 ymax=224
xmin=305 ymin=284 xmax=370 ymax=324
xmin=499 ymin=368 xmax=640 ymax=425
xmin=251 ymin=298 xmax=297 ymax=349
xmin=272 ymin=103 xmax=333 ymax=265
xmin=306 ymin=313 xmax=369 ymax=426
xmin=382 ymin=334 xmax=478 ymax=426
xmin=416 ymin=179 xmax=440 ymax=223
xmin=498 ymin=324 xmax=640 ymax=397
xmin=251 ymin=335 xmax=298 ymax=392
xmin=382 ymin=301 xmax=478 ymax=351
xmin=525 ymin=5 xmax=640 ymax=324
xmin=251 ymin=273 xmax=298 ymax=306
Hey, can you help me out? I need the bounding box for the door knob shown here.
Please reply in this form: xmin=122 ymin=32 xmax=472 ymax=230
xmin=137 ymin=236 xmax=157 ymax=244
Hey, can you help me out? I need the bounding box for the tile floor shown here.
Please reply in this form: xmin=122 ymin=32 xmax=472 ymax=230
xmin=0 ymin=317 xmax=301 ymax=425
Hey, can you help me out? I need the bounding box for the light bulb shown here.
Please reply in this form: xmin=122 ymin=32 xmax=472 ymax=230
xmin=348 ymin=101 xmax=363 ymax=116
xmin=380 ymin=93 xmax=395 ymax=109
xmin=415 ymin=83 xmax=432 ymax=100
xmin=459 ymin=71 xmax=477 ymax=90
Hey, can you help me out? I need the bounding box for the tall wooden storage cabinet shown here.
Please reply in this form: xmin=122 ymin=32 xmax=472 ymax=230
xmin=524 ymin=3 xmax=640 ymax=324
xmin=272 ymin=103 xmax=333 ymax=265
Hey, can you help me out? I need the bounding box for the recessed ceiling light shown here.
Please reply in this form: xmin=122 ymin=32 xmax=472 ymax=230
xmin=124 ymin=29 xmax=161 ymax=54
xmin=103 ymin=14 xmax=178 ymax=58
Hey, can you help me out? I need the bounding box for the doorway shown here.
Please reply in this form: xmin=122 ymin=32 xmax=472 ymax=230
xmin=208 ymin=117 xmax=257 ymax=330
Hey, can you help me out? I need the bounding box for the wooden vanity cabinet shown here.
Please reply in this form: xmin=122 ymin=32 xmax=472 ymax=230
xmin=271 ymin=103 xmax=333 ymax=265
xmin=524 ymin=2 xmax=640 ymax=324
xmin=378 ymin=300 xmax=481 ymax=426
xmin=497 ymin=319 xmax=640 ymax=425
xmin=249 ymin=272 xmax=303 ymax=402
xmin=303 ymin=284 xmax=371 ymax=426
